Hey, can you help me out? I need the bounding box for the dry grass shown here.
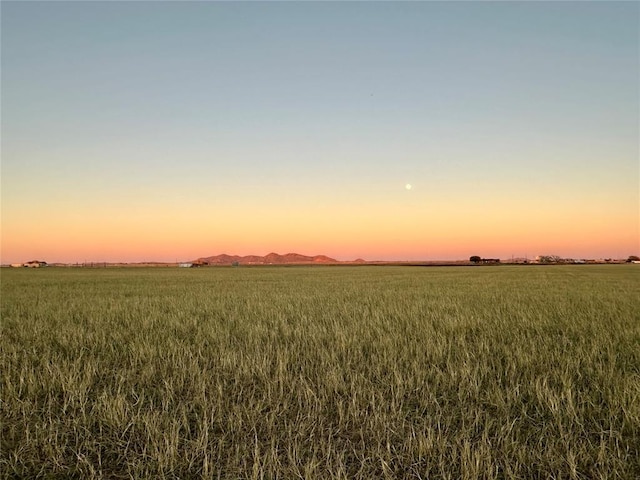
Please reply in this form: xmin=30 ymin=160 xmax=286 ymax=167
xmin=2 ymin=265 xmax=639 ymax=478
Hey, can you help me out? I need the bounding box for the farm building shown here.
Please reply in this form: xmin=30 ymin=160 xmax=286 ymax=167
xmin=23 ymin=261 xmax=48 ymax=268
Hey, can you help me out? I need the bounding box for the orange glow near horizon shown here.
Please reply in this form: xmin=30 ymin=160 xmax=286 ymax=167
xmin=2 ymin=196 xmax=637 ymax=263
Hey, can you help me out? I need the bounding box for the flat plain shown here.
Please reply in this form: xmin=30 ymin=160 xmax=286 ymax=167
xmin=1 ymin=265 xmax=639 ymax=479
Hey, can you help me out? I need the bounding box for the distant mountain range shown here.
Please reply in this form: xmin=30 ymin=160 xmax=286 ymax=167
xmin=192 ymin=252 xmax=366 ymax=265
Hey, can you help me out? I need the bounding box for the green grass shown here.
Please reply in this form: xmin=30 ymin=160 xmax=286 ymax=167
xmin=2 ymin=265 xmax=639 ymax=479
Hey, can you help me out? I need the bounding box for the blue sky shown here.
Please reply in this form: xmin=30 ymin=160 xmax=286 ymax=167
xmin=2 ymin=1 xmax=638 ymax=262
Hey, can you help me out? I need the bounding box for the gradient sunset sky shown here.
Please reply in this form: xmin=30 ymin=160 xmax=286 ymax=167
xmin=2 ymin=1 xmax=638 ymax=263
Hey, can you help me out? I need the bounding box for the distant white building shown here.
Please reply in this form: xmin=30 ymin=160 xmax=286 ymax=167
xmin=24 ymin=261 xmax=48 ymax=268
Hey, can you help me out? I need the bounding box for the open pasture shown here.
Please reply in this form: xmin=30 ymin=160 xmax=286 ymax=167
xmin=2 ymin=265 xmax=639 ymax=479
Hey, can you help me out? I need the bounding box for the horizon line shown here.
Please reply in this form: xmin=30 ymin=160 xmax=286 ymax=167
xmin=4 ymin=252 xmax=637 ymax=267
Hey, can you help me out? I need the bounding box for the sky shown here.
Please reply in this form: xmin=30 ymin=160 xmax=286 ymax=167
xmin=1 ymin=1 xmax=638 ymax=263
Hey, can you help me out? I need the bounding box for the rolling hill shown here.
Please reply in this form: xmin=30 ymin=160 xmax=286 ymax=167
xmin=193 ymin=252 xmax=340 ymax=265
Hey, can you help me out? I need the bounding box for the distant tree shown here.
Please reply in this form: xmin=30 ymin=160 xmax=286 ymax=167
xmin=538 ymin=255 xmax=561 ymax=264
xmin=470 ymin=256 xmax=481 ymax=263
xmin=626 ymin=255 xmax=640 ymax=263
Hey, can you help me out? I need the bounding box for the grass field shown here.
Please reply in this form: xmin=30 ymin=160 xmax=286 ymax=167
xmin=1 ymin=265 xmax=639 ymax=479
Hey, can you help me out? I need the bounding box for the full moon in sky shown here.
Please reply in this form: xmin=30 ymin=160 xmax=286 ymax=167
xmin=405 ymin=184 xmax=412 ymax=190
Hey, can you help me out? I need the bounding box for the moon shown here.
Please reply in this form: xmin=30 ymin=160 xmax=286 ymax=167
xmin=405 ymin=183 xmax=412 ymax=190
